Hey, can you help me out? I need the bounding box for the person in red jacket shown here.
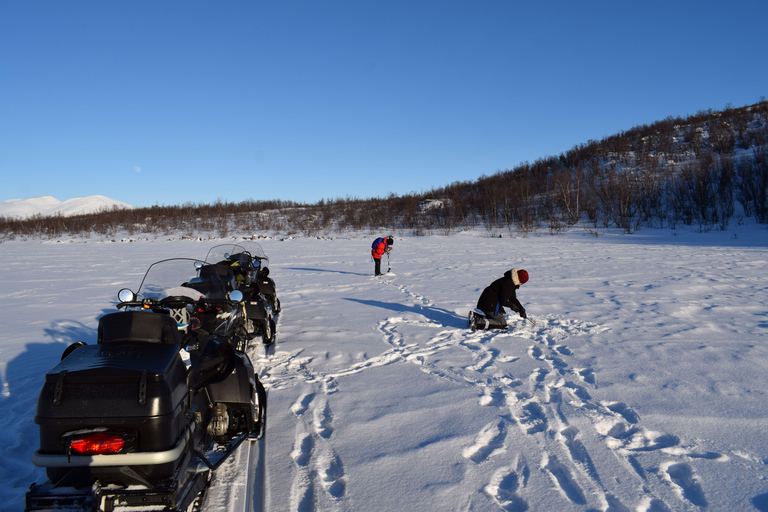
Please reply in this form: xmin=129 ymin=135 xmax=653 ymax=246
xmin=371 ymin=236 xmax=393 ymax=275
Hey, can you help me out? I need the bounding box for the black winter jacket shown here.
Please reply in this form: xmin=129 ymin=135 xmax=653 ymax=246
xmin=476 ymin=270 xmax=524 ymax=316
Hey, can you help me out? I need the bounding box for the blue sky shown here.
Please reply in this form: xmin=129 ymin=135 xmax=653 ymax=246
xmin=1 ymin=1 xmax=766 ymax=208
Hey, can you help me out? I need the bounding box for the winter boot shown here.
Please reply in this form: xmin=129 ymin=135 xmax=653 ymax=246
xmin=468 ymin=310 xmax=490 ymax=331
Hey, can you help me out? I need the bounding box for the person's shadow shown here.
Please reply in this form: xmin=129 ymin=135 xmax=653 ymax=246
xmin=342 ymin=298 xmax=465 ymax=328
xmin=284 ymin=267 xmax=370 ymax=277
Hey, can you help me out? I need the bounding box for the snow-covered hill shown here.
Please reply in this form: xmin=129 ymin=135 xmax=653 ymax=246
xmin=0 ymin=195 xmax=133 ymax=219
xmin=1 ymin=227 xmax=768 ymax=511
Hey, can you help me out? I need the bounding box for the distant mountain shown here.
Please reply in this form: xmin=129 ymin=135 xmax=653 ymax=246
xmin=0 ymin=195 xmax=134 ymax=219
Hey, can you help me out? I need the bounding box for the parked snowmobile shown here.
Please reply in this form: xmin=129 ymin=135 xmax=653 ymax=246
xmin=205 ymin=242 xmax=279 ymax=345
xmin=25 ymin=258 xmax=267 ymax=512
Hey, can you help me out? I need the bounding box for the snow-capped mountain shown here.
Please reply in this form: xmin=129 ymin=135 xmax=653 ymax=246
xmin=0 ymin=195 xmax=133 ymax=219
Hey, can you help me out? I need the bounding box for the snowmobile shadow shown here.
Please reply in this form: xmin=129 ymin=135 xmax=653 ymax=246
xmin=1 ymin=316 xmax=100 ymax=406
xmin=44 ymin=315 xmax=101 ymax=346
xmin=285 ymin=266 xmax=370 ymax=277
xmin=752 ymin=492 xmax=768 ymax=512
xmin=259 ymin=341 xmax=277 ymax=358
xmin=2 ymin=340 xmax=73 ymax=408
xmin=1 ymin=340 xmax=74 ymax=489
xmin=343 ymin=298 xmax=464 ymax=328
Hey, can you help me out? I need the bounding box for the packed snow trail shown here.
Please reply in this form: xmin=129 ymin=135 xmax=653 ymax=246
xmin=201 ymin=436 xmax=265 ymax=512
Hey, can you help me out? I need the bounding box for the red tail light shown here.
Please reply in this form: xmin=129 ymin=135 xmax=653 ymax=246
xmin=70 ymin=433 xmax=125 ymax=455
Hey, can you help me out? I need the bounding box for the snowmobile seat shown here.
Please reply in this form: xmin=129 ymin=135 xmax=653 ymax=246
xmin=98 ymin=311 xmax=181 ymax=345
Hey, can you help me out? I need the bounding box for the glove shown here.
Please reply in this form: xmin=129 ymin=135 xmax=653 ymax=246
xmin=519 ymin=308 xmax=527 ymax=319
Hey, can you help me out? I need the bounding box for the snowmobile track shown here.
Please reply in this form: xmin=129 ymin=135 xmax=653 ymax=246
xmin=245 ymin=435 xmax=267 ymax=512
xmin=200 ymin=425 xmax=266 ymax=512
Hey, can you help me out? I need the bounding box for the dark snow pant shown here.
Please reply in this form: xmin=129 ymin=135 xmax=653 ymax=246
xmin=480 ymin=311 xmax=507 ymax=330
xmin=374 ymin=258 xmax=382 ymax=275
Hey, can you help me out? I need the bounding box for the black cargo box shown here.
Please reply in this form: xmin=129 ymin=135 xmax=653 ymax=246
xmin=34 ymin=341 xmax=188 ymax=455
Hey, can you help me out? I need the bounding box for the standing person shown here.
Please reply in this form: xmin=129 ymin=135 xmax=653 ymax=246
xmin=371 ymin=236 xmax=393 ymax=276
xmin=469 ymin=268 xmax=529 ymax=330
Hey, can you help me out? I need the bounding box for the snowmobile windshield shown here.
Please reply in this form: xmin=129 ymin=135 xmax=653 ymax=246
xmin=136 ymin=258 xmax=228 ymax=302
xmin=205 ymin=241 xmax=269 ymax=270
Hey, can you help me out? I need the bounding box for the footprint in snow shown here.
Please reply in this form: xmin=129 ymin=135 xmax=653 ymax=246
xmin=602 ymin=493 xmax=632 ymax=512
xmin=291 ymin=390 xmax=315 ymax=416
xmin=574 ymin=367 xmax=595 ymax=385
xmin=638 ymin=497 xmax=673 ymax=512
xmin=287 ymin=386 xmax=346 ymax=505
xmin=558 ymin=426 xmax=602 ymax=486
xmin=511 ymin=398 xmax=548 ymax=435
xmin=485 ymin=465 xmax=529 ymax=512
xmin=291 ymin=428 xmax=313 ymax=467
xmin=317 ymin=446 xmax=346 ymax=499
xmin=603 ymin=401 xmax=640 ymax=424
xmin=527 ymin=345 xmax=544 ymax=360
xmin=542 ymin=453 xmax=587 ymax=505
xmin=463 ymin=419 xmax=507 ymax=464
xmin=662 ymin=462 xmax=707 ymax=507
xmin=312 ymin=398 xmax=334 ymax=439
xmin=479 ymin=386 xmax=507 ymax=407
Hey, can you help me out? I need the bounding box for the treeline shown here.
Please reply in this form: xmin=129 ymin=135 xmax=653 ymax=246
xmin=2 ymin=100 xmax=767 ymax=240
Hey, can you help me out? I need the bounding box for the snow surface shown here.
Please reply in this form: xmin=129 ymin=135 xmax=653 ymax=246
xmin=0 ymin=195 xmax=133 ymax=219
xmin=1 ymin=226 xmax=768 ymax=511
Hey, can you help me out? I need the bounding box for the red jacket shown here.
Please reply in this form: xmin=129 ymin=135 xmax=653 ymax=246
xmin=372 ymin=239 xmax=388 ymax=259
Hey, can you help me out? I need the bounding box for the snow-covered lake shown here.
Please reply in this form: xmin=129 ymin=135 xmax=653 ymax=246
xmin=2 ymin=226 xmax=767 ymax=511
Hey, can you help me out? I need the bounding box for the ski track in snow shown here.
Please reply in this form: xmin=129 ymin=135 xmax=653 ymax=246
xmin=249 ymin=273 xmax=763 ymax=512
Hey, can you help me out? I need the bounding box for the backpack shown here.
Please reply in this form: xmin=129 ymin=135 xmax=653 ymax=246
xmin=372 ymin=237 xmax=384 ymax=249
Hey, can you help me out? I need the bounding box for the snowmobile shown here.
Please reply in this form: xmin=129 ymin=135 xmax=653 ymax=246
xmin=205 ymin=242 xmax=279 ymax=345
xmin=25 ymin=258 xmax=267 ymax=512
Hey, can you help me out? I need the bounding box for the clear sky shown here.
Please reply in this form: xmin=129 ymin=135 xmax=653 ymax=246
xmin=1 ymin=1 xmax=766 ymax=208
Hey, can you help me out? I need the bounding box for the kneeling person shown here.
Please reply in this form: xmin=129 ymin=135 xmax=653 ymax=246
xmin=469 ymin=268 xmax=529 ymax=331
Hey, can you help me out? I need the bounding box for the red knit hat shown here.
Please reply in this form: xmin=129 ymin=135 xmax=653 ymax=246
xmin=513 ymin=268 xmax=529 ymax=285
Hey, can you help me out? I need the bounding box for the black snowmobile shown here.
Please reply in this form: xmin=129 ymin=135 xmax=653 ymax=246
xmin=25 ymin=258 xmax=267 ymax=512
xmin=205 ymin=242 xmax=279 ymax=346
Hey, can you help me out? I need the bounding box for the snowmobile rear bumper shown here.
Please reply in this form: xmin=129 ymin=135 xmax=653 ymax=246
xmin=31 ymin=419 xmax=196 ymax=468
xmin=25 ymin=468 xmax=209 ymax=512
